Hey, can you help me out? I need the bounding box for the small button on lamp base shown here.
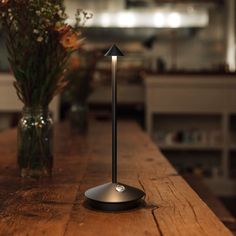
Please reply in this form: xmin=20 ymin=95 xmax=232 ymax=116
xmin=85 ymin=182 xmax=145 ymax=211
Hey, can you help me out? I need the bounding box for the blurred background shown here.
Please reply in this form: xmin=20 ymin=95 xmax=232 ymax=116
xmin=0 ymin=0 xmax=236 ymax=233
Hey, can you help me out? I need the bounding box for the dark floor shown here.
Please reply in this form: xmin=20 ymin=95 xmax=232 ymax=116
xmin=221 ymin=197 xmax=236 ymax=217
xmin=221 ymin=197 xmax=236 ymax=235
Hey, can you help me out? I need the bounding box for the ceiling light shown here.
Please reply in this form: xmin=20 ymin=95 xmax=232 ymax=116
xmin=100 ymin=13 xmax=111 ymax=27
xmin=117 ymin=12 xmax=136 ymax=27
xmin=168 ymin=12 xmax=181 ymax=28
xmin=154 ymin=13 xmax=165 ymax=27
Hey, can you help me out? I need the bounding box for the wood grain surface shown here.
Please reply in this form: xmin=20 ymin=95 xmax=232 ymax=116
xmin=0 ymin=120 xmax=233 ymax=236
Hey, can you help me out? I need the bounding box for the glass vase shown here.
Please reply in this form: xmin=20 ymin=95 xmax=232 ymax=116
xmin=17 ymin=107 xmax=53 ymax=178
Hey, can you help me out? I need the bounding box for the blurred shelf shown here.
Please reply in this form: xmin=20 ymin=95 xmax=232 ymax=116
xmin=230 ymin=145 xmax=236 ymax=151
xmin=203 ymin=177 xmax=236 ymax=196
xmin=230 ymin=134 xmax=236 ymax=150
xmin=145 ymin=76 xmax=236 ymax=186
xmin=158 ymin=143 xmax=223 ymax=151
xmin=88 ymin=84 xmax=144 ymax=105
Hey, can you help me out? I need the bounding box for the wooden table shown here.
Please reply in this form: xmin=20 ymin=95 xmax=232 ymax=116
xmin=0 ymin=120 xmax=233 ymax=236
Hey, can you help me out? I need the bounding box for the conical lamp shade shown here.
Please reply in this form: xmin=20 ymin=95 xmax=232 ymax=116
xmin=104 ymin=44 xmax=124 ymax=57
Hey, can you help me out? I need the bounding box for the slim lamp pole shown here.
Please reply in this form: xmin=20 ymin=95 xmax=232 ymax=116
xmin=112 ymin=56 xmax=117 ymax=183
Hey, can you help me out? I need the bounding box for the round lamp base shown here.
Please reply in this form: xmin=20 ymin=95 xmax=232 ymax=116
xmin=85 ymin=182 xmax=145 ymax=211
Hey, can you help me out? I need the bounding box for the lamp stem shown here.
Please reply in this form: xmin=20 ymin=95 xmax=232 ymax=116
xmin=112 ymin=56 xmax=117 ymax=183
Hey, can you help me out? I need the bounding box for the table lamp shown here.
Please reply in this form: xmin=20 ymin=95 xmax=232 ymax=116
xmin=84 ymin=45 xmax=145 ymax=211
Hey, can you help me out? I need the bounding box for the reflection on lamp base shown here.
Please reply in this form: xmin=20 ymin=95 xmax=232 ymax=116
xmin=85 ymin=182 xmax=145 ymax=211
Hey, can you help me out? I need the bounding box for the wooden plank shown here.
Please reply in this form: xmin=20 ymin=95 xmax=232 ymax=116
xmin=0 ymin=182 xmax=78 ymax=236
xmin=0 ymin=124 xmax=82 ymax=236
xmin=64 ymin=179 xmax=160 ymax=236
xmin=0 ymin=121 xmax=233 ymax=236
xmin=64 ymin=121 xmax=233 ymax=236
xmin=184 ymin=174 xmax=236 ymax=225
xmin=62 ymin=121 xmax=165 ymax=236
xmin=143 ymin=176 xmax=233 ymax=236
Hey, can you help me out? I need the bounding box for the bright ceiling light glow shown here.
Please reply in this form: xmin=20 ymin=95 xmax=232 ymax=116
xmin=154 ymin=13 xmax=165 ymax=27
xmin=168 ymin=12 xmax=181 ymax=28
xmin=100 ymin=13 xmax=110 ymax=27
xmin=117 ymin=12 xmax=136 ymax=27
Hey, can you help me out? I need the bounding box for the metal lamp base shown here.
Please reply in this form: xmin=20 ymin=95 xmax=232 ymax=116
xmin=85 ymin=182 xmax=145 ymax=211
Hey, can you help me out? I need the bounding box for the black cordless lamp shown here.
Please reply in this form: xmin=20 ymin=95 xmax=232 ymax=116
xmin=84 ymin=45 xmax=145 ymax=211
